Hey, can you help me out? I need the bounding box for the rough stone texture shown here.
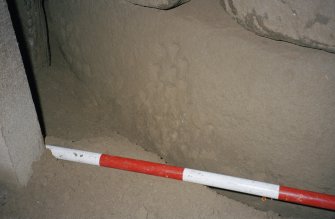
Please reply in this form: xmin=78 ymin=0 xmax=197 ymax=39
xmin=0 ymin=0 xmax=43 ymax=186
xmin=220 ymin=0 xmax=335 ymax=53
xmin=10 ymin=0 xmax=49 ymax=68
xmin=126 ymin=0 xmax=190 ymax=9
xmin=44 ymin=0 xmax=335 ymax=217
xmin=0 ymin=184 xmax=7 ymax=206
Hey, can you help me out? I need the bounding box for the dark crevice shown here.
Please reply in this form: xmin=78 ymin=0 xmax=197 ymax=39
xmin=42 ymin=0 xmax=51 ymax=66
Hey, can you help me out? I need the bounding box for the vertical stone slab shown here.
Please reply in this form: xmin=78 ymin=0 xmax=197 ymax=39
xmin=0 ymin=0 xmax=43 ymax=186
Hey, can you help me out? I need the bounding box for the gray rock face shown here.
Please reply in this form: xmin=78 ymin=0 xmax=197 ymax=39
xmin=12 ymin=0 xmax=49 ymax=68
xmin=0 ymin=0 xmax=43 ymax=186
xmin=0 ymin=185 xmax=7 ymax=206
xmin=220 ymin=0 xmax=335 ymax=53
xmin=126 ymin=0 xmax=189 ymax=9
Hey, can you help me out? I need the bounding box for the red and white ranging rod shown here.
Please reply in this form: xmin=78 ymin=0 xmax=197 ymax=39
xmin=46 ymin=145 xmax=335 ymax=211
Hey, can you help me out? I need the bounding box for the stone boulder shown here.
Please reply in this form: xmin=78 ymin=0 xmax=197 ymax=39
xmin=220 ymin=0 xmax=335 ymax=53
xmin=126 ymin=0 xmax=189 ymax=10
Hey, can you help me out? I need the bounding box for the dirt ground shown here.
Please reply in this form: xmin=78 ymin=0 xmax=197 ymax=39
xmin=0 ymin=65 xmax=284 ymax=218
xmin=0 ymin=64 xmax=333 ymax=218
xmin=1 ymin=134 xmax=281 ymax=219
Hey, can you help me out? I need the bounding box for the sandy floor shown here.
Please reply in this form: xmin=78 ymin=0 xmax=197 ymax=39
xmin=0 ymin=65 xmax=284 ymax=218
xmin=1 ymin=134 xmax=281 ymax=219
xmin=1 ymin=64 xmax=333 ymax=218
xmin=1 ymin=63 xmax=332 ymax=218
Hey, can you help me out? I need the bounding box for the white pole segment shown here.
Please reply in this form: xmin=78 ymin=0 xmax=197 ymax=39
xmin=46 ymin=145 xmax=101 ymax=166
xmin=183 ymin=168 xmax=280 ymax=199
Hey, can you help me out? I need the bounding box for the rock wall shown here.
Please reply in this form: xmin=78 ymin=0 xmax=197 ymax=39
xmin=220 ymin=0 xmax=335 ymax=53
xmin=0 ymin=0 xmax=43 ymax=186
xmin=9 ymin=0 xmax=49 ymax=69
xmin=44 ymin=0 xmax=335 ymax=217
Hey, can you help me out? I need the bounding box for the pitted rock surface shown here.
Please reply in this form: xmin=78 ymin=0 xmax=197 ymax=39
xmin=221 ymin=0 xmax=335 ymax=53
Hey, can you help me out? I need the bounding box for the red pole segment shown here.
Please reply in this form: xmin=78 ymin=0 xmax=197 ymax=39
xmin=279 ymin=186 xmax=335 ymax=210
xmin=100 ymin=154 xmax=184 ymax=180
